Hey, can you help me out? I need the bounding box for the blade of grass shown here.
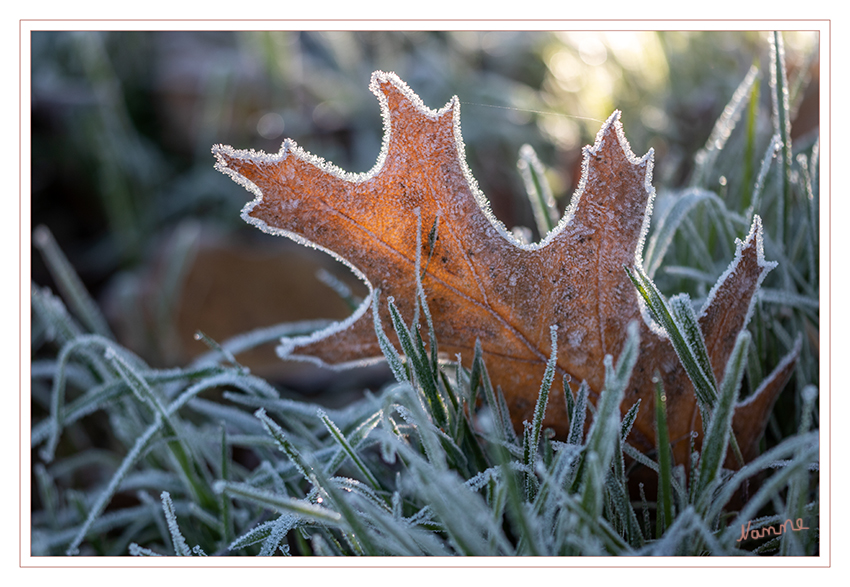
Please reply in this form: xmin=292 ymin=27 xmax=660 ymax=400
xmin=371 ymin=289 xmax=408 ymax=384
xmin=621 ymin=399 xmax=641 ymax=442
xmin=105 ymin=346 xmax=214 ymax=509
xmin=31 ymin=283 xmax=86 ymax=347
xmin=669 ymin=294 xmax=718 ymax=392
xmin=690 ymin=64 xmax=760 ymax=188
xmin=579 ymin=323 xmax=638 ymax=519
xmin=780 ymin=385 xmax=818 ymax=555
xmin=770 ymin=31 xmax=792 ymax=243
xmin=654 ymin=375 xmax=674 ymax=535
xmin=319 ymin=410 xmax=381 ymax=491
xmin=746 ymin=134 xmax=781 ymax=222
xmin=517 ymin=144 xmax=559 ymax=238
xmin=709 ymin=430 xmax=817 ymax=524
xmin=219 ymin=426 xmax=233 ymax=544
xmin=695 ymin=331 xmax=750 ymax=510
xmin=568 ymin=380 xmax=589 ymax=446
xmin=322 ymin=409 xmax=382 ymax=476
xmin=643 ymin=188 xmax=716 ymax=278
xmin=523 ymin=325 xmax=558 ymax=488
xmin=160 ymin=491 xmax=191 ymax=556
xmin=33 ymin=225 xmax=114 ymax=339
xmin=214 ymin=481 xmax=343 ymax=526
xmin=626 ymin=265 xmax=717 ymax=408
xmin=253 ymin=408 xmax=316 ymax=483
xmin=742 ymin=63 xmax=761 ymax=210
xmin=388 ymin=298 xmax=448 ymax=428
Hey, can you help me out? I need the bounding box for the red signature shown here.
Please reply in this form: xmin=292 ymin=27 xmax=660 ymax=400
xmin=737 ymin=518 xmax=809 ymax=542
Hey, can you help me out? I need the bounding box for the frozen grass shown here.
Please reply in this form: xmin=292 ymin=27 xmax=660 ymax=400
xmin=30 ymin=32 xmax=819 ymax=557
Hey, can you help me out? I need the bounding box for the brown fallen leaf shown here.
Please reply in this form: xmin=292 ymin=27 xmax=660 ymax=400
xmin=213 ymin=71 xmax=797 ymax=468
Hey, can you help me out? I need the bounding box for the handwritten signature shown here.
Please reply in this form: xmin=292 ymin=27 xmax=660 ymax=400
xmin=737 ymin=518 xmax=809 ymax=542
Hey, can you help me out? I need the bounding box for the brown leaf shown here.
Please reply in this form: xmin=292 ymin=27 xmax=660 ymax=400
xmin=213 ymin=71 xmax=793 ymax=467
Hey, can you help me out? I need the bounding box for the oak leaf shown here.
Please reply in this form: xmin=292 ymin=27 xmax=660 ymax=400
xmin=213 ymin=71 xmax=797 ymax=468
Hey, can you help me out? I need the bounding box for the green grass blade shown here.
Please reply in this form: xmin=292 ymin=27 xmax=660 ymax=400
xmin=219 ymin=426 xmax=233 ymax=544
xmin=316 ymin=268 xmax=362 ymax=311
xmin=517 ymin=144 xmax=559 ymax=238
xmin=160 ymin=491 xmax=191 ymax=556
xmin=228 ymin=519 xmax=284 ymax=552
xmin=621 ymin=399 xmax=641 ymax=442
xmin=564 ymin=377 xmax=575 ymax=422
xmin=414 ymin=219 xmax=440 ymax=374
xmin=319 ymin=410 xmax=381 ymax=491
xmin=322 ymin=409 xmax=383 ymax=476
xmin=670 ymin=294 xmax=718 ymax=391
xmin=568 ymin=380 xmax=589 ymax=445
xmin=370 ymin=290 xmax=408 ymax=384
xmin=33 ymin=225 xmax=115 ymax=340
xmin=654 ymin=375 xmax=674 ymax=535
xmin=105 ymin=346 xmax=214 ymax=508
xmin=129 ymin=543 xmax=163 ymax=556
xmin=214 ymin=481 xmax=343 ymax=526
xmin=722 ymin=441 xmax=818 ymax=545
xmin=562 ymin=491 xmax=633 ymax=554
xmin=304 ymin=461 xmax=380 ymax=555
xmin=388 ymin=298 xmax=448 ymax=427
xmin=746 ymin=134 xmax=781 ymax=222
xmin=42 ymin=334 xmax=117 ymax=461
xmin=253 ymin=408 xmax=314 ymax=483
xmin=192 ymin=320 xmax=330 ymax=368
xmin=626 ymin=265 xmax=717 ymax=408
xmin=492 ymin=443 xmax=541 ymax=555
xmin=797 ymin=152 xmax=819 ymax=282
xmin=614 ymin=322 xmax=640 ymax=387
xmin=690 ymin=64 xmax=760 ymax=188
xmin=31 ymin=283 xmax=84 ymax=347
xmin=709 ymin=432 xmax=816 ymax=524
xmin=780 ymin=385 xmax=818 ymax=555
xmin=395 ymin=386 xmax=448 ymax=471
xmin=524 ymin=325 xmax=558 ymax=474
xmin=257 ymin=515 xmax=297 ymax=556
xmin=579 ymin=324 xmax=637 ymax=519
xmin=472 ymin=339 xmax=515 ymax=443
xmin=770 ymin=31 xmax=793 ymax=243
xmin=32 ymin=379 xmax=123 ymax=448
xmin=66 ymin=418 xmax=162 ymax=555
xmin=742 ymin=66 xmax=761 ymax=210
xmin=695 ymin=331 xmax=750 ymax=509
xmin=643 ymin=188 xmax=716 ymax=278
xmin=605 ymin=467 xmax=645 ymax=547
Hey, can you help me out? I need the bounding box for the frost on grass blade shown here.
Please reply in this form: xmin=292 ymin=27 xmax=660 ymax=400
xmin=695 ymin=331 xmax=749 ymax=506
xmin=642 ymin=188 xmax=717 ymax=278
xmin=517 ymin=144 xmax=559 ymax=238
xmin=691 ymin=64 xmax=760 ymax=188
xmin=33 ymin=225 xmax=114 ymax=340
xmin=129 ymin=543 xmax=163 ymax=556
xmin=567 ymin=381 xmax=589 ymax=446
xmin=160 ymin=491 xmax=191 ymax=556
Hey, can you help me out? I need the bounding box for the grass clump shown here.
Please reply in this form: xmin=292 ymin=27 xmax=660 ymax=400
xmin=29 ymin=260 xmax=819 ymax=555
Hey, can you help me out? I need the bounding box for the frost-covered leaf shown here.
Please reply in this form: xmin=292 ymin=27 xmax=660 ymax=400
xmin=214 ymin=71 xmax=794 ymax=469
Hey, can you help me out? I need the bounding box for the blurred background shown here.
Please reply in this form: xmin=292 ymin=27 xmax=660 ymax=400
xmin=30 ymin=30 xmax=819 ymax=398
